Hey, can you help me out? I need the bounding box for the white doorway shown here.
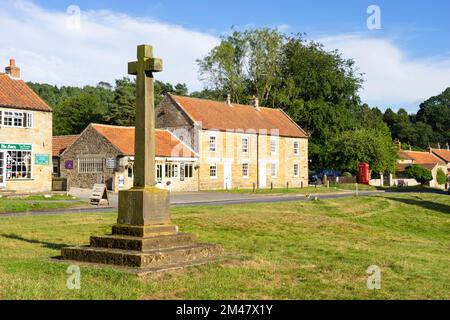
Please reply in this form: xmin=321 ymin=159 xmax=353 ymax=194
xmin=0 ymin=152 xmax=6 ymax=188
xmin=223 ymin=162 xmax=232 ymax=189
xmin=259 ymin=161 xmax=267 ymax=188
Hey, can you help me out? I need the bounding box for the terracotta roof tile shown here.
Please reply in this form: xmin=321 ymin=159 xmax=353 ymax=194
xmin=432 ymin=149 xmax=450 ymax=162
xmin=0 ymin=74 xmax=52 ymax=112
xmin=399 ymin=151 xmax=445 ymax=165
xmin=169 ymin=94 xmax=308 ymax=138
xmin=91 ymin=124 xmax=196 ymax=158
xmin=53 ymin=135 xmax=79 ymax=156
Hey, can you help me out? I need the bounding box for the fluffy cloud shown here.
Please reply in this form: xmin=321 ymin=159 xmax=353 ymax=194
xmin=0 ymin=0 xmax=219 ymax=90
xmin=318 ymin=33 xmax=450 ymax=111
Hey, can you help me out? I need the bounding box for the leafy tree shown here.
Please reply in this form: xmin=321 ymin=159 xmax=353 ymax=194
xmin=436 ymin=168 xmax=447 ymax=185
xmin=106 ymin=77 xmax=136 ymax=126
xmin=54 ymin=93 xmax=107 ymax=135
xmin=405 ymin=165 xmax=433 ymax=185
xmin=416 ymin=87 xmax=450 ymax=143
xmin=329 ymin=126 xmax=398 ymax=174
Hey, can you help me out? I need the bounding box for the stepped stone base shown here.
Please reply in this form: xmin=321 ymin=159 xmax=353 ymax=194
xmin=61 ymin=224 xmax=223 ymax=271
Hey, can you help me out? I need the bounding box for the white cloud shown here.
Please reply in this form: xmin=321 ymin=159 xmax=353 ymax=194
xmin=0 ymin=0 xmax=219 ymax=91
xmin=318 ymin=33 xmax=450 ymax=111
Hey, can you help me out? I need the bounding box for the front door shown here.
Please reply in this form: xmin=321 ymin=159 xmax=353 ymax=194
xmin=259 ymin=162 xmax=267 ymax=188
xmin=223 ymin=162 xmax=232 ymax=189
xmin=0 ymin=152 xmax=6 ymax=188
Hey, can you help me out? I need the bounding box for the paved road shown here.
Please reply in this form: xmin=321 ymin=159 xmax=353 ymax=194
xmin=0 ymin=189 xmax=384 ymax=217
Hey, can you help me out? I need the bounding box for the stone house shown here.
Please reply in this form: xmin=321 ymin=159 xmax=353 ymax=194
xmin=431 ymin=146 xmax=450 ymax=178
xmin=395 ymin=149 xmax=447 ymax=189
xmin=156 ymin=94 xmax=309 ymax=190
xmin=0 ymin=59 xmax=53 ymax=194
xmin=59 ymin=123 xmax=198 ymax=192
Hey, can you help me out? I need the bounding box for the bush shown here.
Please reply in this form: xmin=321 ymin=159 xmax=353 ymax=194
xmin=436 ymin=168 xmax=447 ymax=185
xmin=405 ymin=165 xmax=433 ymax=185
xmin=342 ymin=172 xmax=353 ymax=177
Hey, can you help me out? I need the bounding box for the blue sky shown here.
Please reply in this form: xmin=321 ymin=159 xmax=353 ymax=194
xmin=33 ymin=0 xmax=450 ymax=58
xmin=2 ymin=0 xmax=450 ymax=111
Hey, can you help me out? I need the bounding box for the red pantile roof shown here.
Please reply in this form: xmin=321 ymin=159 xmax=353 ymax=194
xmin=432 ymin=149 xmax=450 ymax=163
xmin=399 ymin=151 xmax=445 ymax=165
xmin=0 ymin=74 xmax=52 ymax=112
xmin=91 ymin=124 xmax=196 ymax=158
xmin=169 ymin=94 xmax=308 ymax=138
xmin=53 ymin=135 xmax=79 ymax=156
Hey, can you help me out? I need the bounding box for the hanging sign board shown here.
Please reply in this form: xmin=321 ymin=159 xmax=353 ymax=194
xmin=106 ymin=158 xmax=116 ymax=169
xmin=89 ymin=184 xmax=109 ymax=206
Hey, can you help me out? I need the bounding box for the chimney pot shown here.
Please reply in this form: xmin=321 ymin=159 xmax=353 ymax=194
xmin=253 ymin=96 xmax=260 ymax=111
xmin=446 ymin=143 xmax=449 ymax=150
xmin=5 ymin=58 xmax=20 ymax=78
xmin=226 ymin=94 xmax=232 ymax=106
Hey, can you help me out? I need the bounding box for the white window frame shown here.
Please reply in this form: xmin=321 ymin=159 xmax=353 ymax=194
xmin=242 ymin=163 xmax=249 ymax=178
xmin=271 ymin=163 xmax=277 ymax=178
xmin=270 ymin=137 xmax=278 ymax=155
xmin=183 ymin=163 xmax=193 ymax=179
xmin=293 ymin=163 xmax=299 ymax=177
xmin=5 ymin=150 xmax=33 ymax=180
xmin=294 ymin=141 xmax=300 ymax=156
xmin=209 ymin=163 xmax=218 ymax=178
xmin=209 ymin=134 xmax=218 ymax=152
xmin=165 ymin=163 xmax=179 ymax=178
xmin=242 ymin=137 xmax=249 ymax=154
xmin=0 ymin=110 xmax=33 ymax=128
xmin=78 ymin=158 xmax=103 ymax=174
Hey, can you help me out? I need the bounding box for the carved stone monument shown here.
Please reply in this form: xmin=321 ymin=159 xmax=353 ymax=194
xmin=61 ymin=45 xmax=222 ymax=273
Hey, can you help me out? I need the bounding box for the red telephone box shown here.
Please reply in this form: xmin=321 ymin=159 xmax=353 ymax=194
xmin=358 ymin=162 xmax=370 ymax=185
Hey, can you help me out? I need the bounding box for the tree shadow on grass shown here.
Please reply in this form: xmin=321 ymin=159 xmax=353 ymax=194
xmin=0 ymin=233 xmax=71 ymax=250
xmin=385 ymin=197 xmax=450 ymax=215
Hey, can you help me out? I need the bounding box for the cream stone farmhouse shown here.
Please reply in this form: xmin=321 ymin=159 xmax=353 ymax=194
xmin=0 ymin=59 xmax=53 ymax=193
xmin=156 ymin=94 xmax=309 ymax=190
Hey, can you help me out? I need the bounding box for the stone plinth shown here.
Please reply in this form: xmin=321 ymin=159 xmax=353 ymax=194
xmin=118 ymin=187 xmax=170 ymax=225
xmin=61 ymin=224 xmax=223 ymax=272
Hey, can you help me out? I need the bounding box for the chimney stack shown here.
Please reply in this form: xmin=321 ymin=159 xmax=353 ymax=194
xmin=437 ymin=143 xmax=441 ymax=150
xmin=5 ymin=58 xmax=20 ymax=78
xmin=446 ymin=143 xmax=449 ymax=151
xmin=226 ymin=93 xmax=232 ymax=106
xmin=253 ymin=95 xmax=260 ymax=111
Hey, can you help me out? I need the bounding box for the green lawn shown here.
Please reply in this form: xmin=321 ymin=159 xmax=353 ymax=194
xmin=0 ymin=197 xmax=84 ymax=214
xmin=0 ymin=193 xmax=449 ymax=299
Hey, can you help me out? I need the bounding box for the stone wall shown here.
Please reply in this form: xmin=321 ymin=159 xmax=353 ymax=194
xmin=156 ymin=96 xmax=198 ymax=152
xmin=0 ymin=108 xmax=52 ymax=193
xmin=60 ymin=125 xmax=121 ymax=190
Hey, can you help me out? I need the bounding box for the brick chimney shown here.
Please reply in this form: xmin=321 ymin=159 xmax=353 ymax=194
xmin=252 ymin=95 xmax=260 ymax=111
xmin=5 ymin=58 xmax=20 ymax=78
xmin=226 ymin=93 xmax=232 ymax=106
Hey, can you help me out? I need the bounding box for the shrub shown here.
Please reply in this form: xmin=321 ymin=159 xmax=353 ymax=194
xmin=342 ymin=172 xmax=353 ymax=177
xmin=436 ymin=168 xmax=447 ymax=185
xmin=405 ymin=165 xmax=433 ymax=185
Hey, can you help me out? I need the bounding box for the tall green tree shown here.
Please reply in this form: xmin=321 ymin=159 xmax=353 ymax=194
xmin=416 ymin=87 xmax=450 ymax=143
xmin=329 ymin=126 xmax=398 ymax=174
xmin=54 ymin=93 xmax=107 ymax=135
